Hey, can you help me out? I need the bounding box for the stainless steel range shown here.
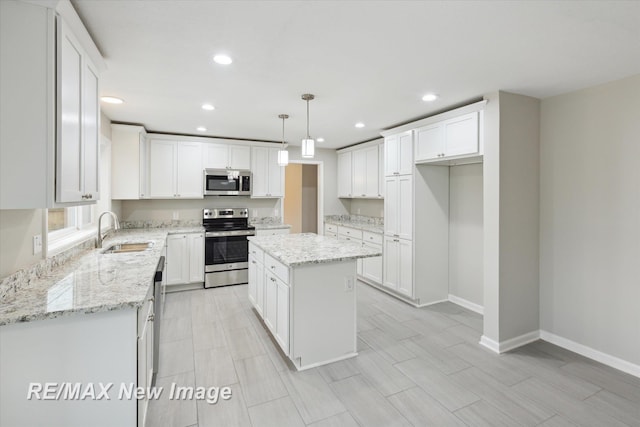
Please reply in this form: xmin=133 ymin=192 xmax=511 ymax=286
xmin=203 ymin=208 xmax=255 ymax=288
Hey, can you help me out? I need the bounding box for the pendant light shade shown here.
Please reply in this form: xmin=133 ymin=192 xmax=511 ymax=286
xmin=277 ymin=114 xmax=289 ymax=166
xmin=301 ymin=94 xmax=315 ymax=158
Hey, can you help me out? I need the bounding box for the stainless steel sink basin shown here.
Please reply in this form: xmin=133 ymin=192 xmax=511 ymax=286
xmin=102 ymin=242 xmax=153 ymax=254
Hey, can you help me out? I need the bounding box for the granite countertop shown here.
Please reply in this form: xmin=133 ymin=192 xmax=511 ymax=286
xmin=324 ymin=219 xmax=384 ymax=234
xmin=248 ymin=233 xmax=382 ymax=267
xmin=252 ymin=223 xmax=292 ymax=230
xmin=0 ymin=228 xmax=182 ymax=326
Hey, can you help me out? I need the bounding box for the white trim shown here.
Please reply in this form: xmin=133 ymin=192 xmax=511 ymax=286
xmin=47 ymin=227 xmax=96 ymax=256
xmin=448 ymin=294 xmax=484 ymax=315
xmin=479 ymin=335 xmax=501 ymax=353
xmin=295 ymin=352 xmax=358 ymax=371
xmin=480 ymin=330 xmax=540 ymax=354
xmin=540 ymin=330 xmax=640 ymax=379
xmin=415 ymin=298 xmax=450 ymax=308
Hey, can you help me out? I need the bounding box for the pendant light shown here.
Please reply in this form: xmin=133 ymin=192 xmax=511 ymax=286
xmin=301 ymin=93 xmax=315 ymax=158
xmin=277 ymin=114 xmax=289 ymax=166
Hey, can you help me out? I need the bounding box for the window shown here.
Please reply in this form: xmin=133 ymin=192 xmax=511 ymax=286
xmin=47 ymin=205 xmax=95 ymax=249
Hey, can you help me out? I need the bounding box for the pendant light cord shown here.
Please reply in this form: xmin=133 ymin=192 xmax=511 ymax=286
xmin=306 ymin=99 xmax=310 ymax=139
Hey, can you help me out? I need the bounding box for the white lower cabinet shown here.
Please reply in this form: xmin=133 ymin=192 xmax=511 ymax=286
xmin=249 ymin=243 xmax=290 ymax=355
xmin=383 ymin=236 xmax=413 ymax=297
xmin=166 ymin=233 xmax=204 ymax=287
xmin=362 ymin=241 xmax=383 ymax=284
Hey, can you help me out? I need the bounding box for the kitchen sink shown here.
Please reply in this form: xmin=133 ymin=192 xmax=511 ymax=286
xmin=102 ymin=242 xmax=153 ymax=254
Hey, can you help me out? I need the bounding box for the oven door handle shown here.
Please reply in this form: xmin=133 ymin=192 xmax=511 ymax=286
xmin=205 ymin=230 xmax=255 ymax=237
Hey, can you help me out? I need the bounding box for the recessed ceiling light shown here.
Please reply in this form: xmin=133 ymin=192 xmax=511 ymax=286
xmin=422 ymin=93 xmax=438 ymax=102
xmin=213 ymin=54 xmax=232 ymax=65
xmin=101 ymin=96 xmax=124 ymax=104
xmin=355 ymin=122 xmax=365 ymax=128
xmin=317 ymin=137 xmax=325 ymax=143
xmin=196 ymin=126 xmax=207 ymax=132
xmin=201 ymin=103 xmax=215 ymax=111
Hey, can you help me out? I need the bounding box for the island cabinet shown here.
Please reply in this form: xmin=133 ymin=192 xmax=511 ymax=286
xmin=248 ymin=234 xmax=381 ymax=370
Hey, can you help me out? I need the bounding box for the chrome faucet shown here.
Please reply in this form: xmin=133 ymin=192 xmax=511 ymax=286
xmin=97 ymin=211 xmax=120 ymax=248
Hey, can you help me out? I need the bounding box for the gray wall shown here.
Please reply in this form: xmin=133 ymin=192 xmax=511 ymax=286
xmin=0 ymin=209 xmax=44 ymax=278
xmin=539 ymin=74 xmax=640 ymax=365
xmin=448 ymin=163 xmax=483 ymax=307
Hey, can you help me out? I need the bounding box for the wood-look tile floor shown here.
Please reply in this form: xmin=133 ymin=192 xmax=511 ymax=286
xmin=148 ymin=283 xmax=640 ymax=427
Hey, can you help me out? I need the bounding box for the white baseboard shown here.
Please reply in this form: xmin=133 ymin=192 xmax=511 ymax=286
xmin=540 ymin=330 xmax=640 ymax=379
xmin=448 ymin=294 xmax=484 ymax=315
xmin=480 ymin=330 xmax=540 ymax=354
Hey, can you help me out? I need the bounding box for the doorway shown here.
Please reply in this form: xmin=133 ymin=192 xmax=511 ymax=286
xmin=284 ymin=162 xmax=321 ymax=233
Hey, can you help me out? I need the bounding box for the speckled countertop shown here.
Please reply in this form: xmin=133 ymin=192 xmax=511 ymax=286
xmin=252 ymin=223 xmax=292 ymax=230
xmin=0 ymin=228 xmax=202 ymax=326
xmin=324 ymin=219 xmax=384 ymax=234
xmin=248 ymin=233 xmax=382 ymax=267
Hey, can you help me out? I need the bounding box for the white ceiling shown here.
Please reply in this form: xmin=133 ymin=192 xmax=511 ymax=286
xmin=72 ymin=0 xmax=640 ymax=149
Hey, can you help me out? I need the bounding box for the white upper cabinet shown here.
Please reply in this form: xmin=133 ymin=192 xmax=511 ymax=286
xmin=251 ymin=146 xmax=283 ymax=198
xmin=0 ymin=1 xmax=104 ymax=209
xmin=337 ymin=142 xmax=382 ymax=199
xmin=148 ymin=140 xmax=203 ymax=199
xmin=415 ymin=111 xmax=480 ymax=163
xmin=111 ymin=124 xmax=148 ymax=199
xmin=203 ymin=144 xmax=251 ymax=170
xmin=338 ymin=152 xmax=353 ymax=198
xmin=385 ymin=131 xmax=413 ymax=176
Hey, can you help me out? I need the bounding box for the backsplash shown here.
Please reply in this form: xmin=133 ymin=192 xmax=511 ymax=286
xmin=0 ymin=238 xmax=95 ymax=300
xmin=250 ymin=216 xmax=283 ymax=225
xmin=120 ymin=219 xmax=202 ymax=229
xmin=324 ymin=214 xmax=383 ymax=226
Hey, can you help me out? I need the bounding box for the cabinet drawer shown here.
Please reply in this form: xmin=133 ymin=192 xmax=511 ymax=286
xmin=325 ymin=223 xmax=337 ymax=233
xmin=325 ymin=231 xmax=337 ymax=238
xmin=362 ymin=231 xmax=383 ymax=245
xmin=249 ymin=243 xmax=264 ymax=264
xmin=264 ymin=254 xmax=289 ymax=284
xmin=338 ymin=226 xmax=363 ymax=240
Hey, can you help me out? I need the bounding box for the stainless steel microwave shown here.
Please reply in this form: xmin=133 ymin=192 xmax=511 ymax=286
xmin=203 ymin=169 xmax=252 ymax=196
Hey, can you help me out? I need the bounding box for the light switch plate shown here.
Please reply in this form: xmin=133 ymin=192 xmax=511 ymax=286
xmin=33 ymin=234 xmax=42 ymax=255
xmin=344 ymin=276 xmax=354 ymax=292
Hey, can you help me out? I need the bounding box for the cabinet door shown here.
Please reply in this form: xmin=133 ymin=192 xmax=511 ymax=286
xmin=415 ymin=123 xmax=444 ymax=162
xmin=203 ymin=144 xmax=229 ymax=169
xmin=337 ymin=151 xmax=353 ymax=197
xmin=397 ymin=238 xmax=413 ymax=297
xmin=56 ymin=21 xmax=83 ymax=203
xmin=398 ymin=175 xmax=413 ymax=240
xmin=398 ymin=131 xmax=413 ymax=175
xmin=352 ymin=150 xmax=366 ymax=197
xmin=383 ymin=177 xmax=398 ymax=236
xmin=275 ymin=279 xmax=290 ymax=355
xmin=176 ymin=142 xmax=203 ymax=198
xmin=82 ymin=60 xmax=100 ymax=200
xmin=251 ymin=147 xmax=268 ymax=197
xmin=267 ymin=148 xmax=283 ymax=197
xmin=166 ymin=234 xmax=187 ymax=285
xmin=264 ymin=272 xmax=277 ymax=332
xmin=187 ymin=233 xmax=204 ymax=283
xmin=248 ymin=255 xmax=258 ymax=307
xmin=230 ymin=146 xmax=251 ymax=170
xmin=378 ymin=143 xmax=385 ymax=198
xmin=383 ymin=237 xmax=398 ymax=290
xmin=364 ymin=146 xmax=379 ymax=197
xmin=148 ymin=140 xmax=176 ymax=198
xmin=444 ymin=111 xmax=479 ymax=157
xmin=384 ymin=135 xmax=398 ymax=176
xmin=255 ymin=261 xmax=264 ymax=316
xmin=139 ymin=133 xmax=150 ymax=199
xmin=362 ymin=242 xmax=383 ymax=284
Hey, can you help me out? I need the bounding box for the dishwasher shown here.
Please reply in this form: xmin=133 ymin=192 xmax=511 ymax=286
xmin=152 ymin=255 xmax=165 ymax=386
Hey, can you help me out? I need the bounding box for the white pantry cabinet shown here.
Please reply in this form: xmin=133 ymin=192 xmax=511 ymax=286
xmin=111 ymin=124 xmax=149 ymax=199
xmin=148 ymin=140 xmax=203 ymax=199
xmin=251 ymin=147 xmax=283 ymax=197
xmin=166 ymin=233 xmax=204 ymax=287
xmin=0 ymin=1 xmax=104 ymax=209
xmin=384 ymin=175 xmax=412 ymax=240
xmin=383 ymin=236 xmax=412 ymax=297
xmin=384 ymin=131 xmax=413 ymax=176
xmin=203 ymin=143 xmax=251 ymax=170
xmin=415 ymin=111 xmax=480 ymax=163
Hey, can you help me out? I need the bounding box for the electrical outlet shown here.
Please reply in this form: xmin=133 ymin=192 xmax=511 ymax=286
xmin=33 ymin=234 xmax=42 ymax=255
xmin=172 ymin=211 xmax=179 ymax=220
xmin=344 ymin=277 xmax=354 ymax=292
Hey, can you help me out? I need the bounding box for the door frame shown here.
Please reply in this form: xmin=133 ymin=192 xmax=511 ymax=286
xmin=284 ymin=160 xmax=324 ymax=234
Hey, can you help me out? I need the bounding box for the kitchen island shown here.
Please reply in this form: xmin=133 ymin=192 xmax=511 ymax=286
xmin=247 ymin=233 xmax=381 ymax=370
